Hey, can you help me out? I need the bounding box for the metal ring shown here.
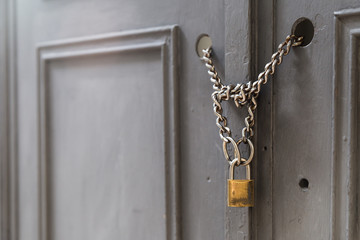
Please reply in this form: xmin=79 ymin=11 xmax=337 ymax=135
xmin=236 ymin=138 xmax=254 ymax=166
xmin=241 ymin=127 xmax=254 ymax=139
xmin=222 ymin=136 xmax=241 ymax=164
xmin=291 ymin=36 xmax=304 ymax=47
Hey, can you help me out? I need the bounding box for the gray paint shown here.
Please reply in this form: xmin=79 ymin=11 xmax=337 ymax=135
xmin=2 ymin=0 xmax=226 ymax=239
xmin=0 ymin=1 xmax=9 ymax=239
xmin=1 ymin=0 xmax=360 ymax=240
xmin=333 ymin=9 xmax=360 ymax=239
xmin=0 ymin=1 xmax=18 ymax=240
xmin=37 ymin=27 xmax=179 ymax=240
xmin=251 ymin=1 xmax=360 ymax=239
xmin=224 ymin=0 xmax=254 ymax=239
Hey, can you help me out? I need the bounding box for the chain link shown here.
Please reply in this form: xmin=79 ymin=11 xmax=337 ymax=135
xmin=202 ymin=34 xmax=303 ymax=165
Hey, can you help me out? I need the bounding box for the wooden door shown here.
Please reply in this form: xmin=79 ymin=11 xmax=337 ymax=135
xmin=1 ymin=0 xmax=360 ymax=240
xmin=0 ymin=0 xmax=225 ymax=240
xmin=253 ymin=1 xmax=360 ymax=239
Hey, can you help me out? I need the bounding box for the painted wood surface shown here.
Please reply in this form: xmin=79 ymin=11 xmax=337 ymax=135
xmin=1 ymin=0 xmax=360 ymax=240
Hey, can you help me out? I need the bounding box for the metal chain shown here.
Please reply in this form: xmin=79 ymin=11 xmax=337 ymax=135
xmin=202 ymin=34 xmax=303 ymax=166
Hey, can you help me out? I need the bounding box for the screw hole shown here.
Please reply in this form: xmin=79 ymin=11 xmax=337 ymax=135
xmin=291 ymin=18 xmax=314 ymax=47
xmin=196 ymin=34 xmax=212 ymax=57
xmin=299 ymin=178 xmax=309 ymax=191
xmin=207 ymin=177 xmax=211 ymax=182
xmin=263 ymin=146 xmax=267 ymax=151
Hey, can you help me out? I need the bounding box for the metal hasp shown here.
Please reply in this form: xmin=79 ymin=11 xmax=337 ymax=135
xmin=227 ymin=160 xmax=254 ymax=207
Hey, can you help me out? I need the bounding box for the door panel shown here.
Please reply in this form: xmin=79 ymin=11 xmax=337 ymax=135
xmin=48 ymin=51 xmax=166 ymax=240
xmin=5 ymin=0 xmax=226 ymax=240
xmin=37 ymin=27 xmax=178 ymax=240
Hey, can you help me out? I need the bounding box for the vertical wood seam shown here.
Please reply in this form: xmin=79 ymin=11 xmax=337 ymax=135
xmin=271 ymin=0 xmax=276 ymax=239
xmin=4 ymin=0 xmax=19 ymax=239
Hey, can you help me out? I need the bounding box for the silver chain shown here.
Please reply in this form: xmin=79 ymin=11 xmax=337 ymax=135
xmin=202 ymin=34 xmax=303 ymax=166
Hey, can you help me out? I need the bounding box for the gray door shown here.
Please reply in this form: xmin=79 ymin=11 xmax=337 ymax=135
xmin=1 ymin=0 xmax=360 ymax=240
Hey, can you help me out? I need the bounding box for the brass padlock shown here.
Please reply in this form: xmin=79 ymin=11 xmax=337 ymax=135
xmin=227 ymin=159 xmax=254 ymax=207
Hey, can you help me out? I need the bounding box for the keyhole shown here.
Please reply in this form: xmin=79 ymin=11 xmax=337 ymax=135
xmin=299 ymin=178 xmax=309 ymax=191
xmin=291 ymin=18 xmax=314 ymax=47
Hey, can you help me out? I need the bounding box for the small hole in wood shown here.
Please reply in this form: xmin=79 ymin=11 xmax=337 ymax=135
xmin=299 ymin=178 xmax=309 ymax=191
xmin=196 ymin=34 xmax=212 ymax=57
xmin=292 ymin=18 xmax=314 ymax=47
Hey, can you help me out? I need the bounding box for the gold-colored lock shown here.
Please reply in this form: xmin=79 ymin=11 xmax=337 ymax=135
xmin=227 ymin=159 xmax=254 ymax=207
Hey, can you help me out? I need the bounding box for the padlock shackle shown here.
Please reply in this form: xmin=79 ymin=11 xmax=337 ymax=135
xmin=229 ymin=159 xmax=251 ymax=180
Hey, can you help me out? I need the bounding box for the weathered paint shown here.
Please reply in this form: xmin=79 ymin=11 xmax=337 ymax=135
xmin=1 ymin=0 xmax=360 ymax=240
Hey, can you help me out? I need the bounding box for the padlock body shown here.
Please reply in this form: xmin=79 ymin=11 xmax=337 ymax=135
xmin=227 ymin=179 xmax=254 ymax=207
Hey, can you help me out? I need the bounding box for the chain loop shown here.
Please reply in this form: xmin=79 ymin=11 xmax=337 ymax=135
xmin=222 ymin=136 xmax=241 ymax=164
xmin=236 ymin=138 xmax=254 ymax=166
xmin=202 ymin=34 xmax=303 ymax=165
